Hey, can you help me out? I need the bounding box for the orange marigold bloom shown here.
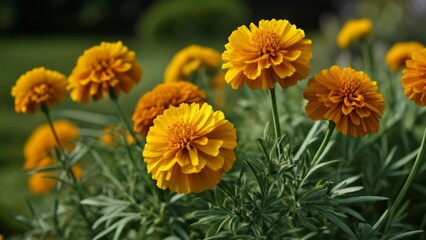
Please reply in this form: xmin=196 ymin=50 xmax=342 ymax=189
xmin=337 ymin=18 xmax=373 ymax=49
xmin=304 ymin=65 xmax=385 ymax=137
xmin=132 ymin=82 xmax=205 ymax=136
xmin=24 ymin=120 xmax=79 ymax=169
xmin=143 ymin=103 xmax=237 ymax=194
xmin=68 ymin=41 xmax=143 ymax=102
xmin=386 ymin=41 xmax=424 ymax=71
xmin=100 ymin=125 xmax=135 ymax=147
xmin=164 ymin=45 xmax=222 ymax=82
xmin=11 ymin=67 xmax=67 ymax=114
xmin=222 ymin=19 xmax=313 ymax=90
xmin=401 ymin=48 xmax=426 ymax=106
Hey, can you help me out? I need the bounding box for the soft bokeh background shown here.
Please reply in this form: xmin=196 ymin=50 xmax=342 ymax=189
xmin=1 ymin=0 xmax=426 ymax=237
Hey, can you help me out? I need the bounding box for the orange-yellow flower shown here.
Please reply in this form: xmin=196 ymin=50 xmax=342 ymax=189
xmin=68 ymin=41 xmax=143 ymax=102
xmin=100 ymin=125 xmax=135 ymax=147
xmin=401 ymin=48 xmax=426 ymax=106
xmin=11 ymin=67 xmax=67 ymax=114
xmin=132 ymin=82 xmax=205 ymax=136
xmin=222 ymin=19 xmax=313 ymax=90
xmin=143 ymin=103 xmax=237 ymax=194
xmin=164 ymin=45 xmax=222 ymax=82
xmin=304 ymin=65 xmax=385 ymax=137
xmin=386 ymin=42 xmax=424 ymax=71
xmin=24 ymin=120 xmax=79 ymax=169
xmin=337 ymin=18 xmax=373 ymax=49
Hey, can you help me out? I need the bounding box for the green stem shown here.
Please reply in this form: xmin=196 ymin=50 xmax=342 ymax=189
xmin=269 ymin=88 xmax=282 ymax=158
xmin=311 ymin=121 xmax=335 ymax=165
xmin=41 ymin=103 xmax=94 ymax=236
xmin=382 ymin=127 xmax=426 ymax=237
xmin=109 ymin=89 xmax=142 ymax=147
xmin=359 ymin=41 xmax=374 ymax=78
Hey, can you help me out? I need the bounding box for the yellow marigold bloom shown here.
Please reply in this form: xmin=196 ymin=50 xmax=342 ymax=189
xmin=23 ymin=120 xmax=79 ymax=169
xmin=143 ymin=103 xmax=237 ymax=194
xmin=222 ymin=19 xmax=313 ymax=90
xmin=68 ymin=41 xmax=143 ymax=102
xmin=386 ymin=41 xmax=425 ymax=71
xmin=100 ymin=125 xmax=135 ymax=147
xmin=11 ymin=67 xmax=67 ymax=114
xmin=164 ymin=45 xmax=221 ymax=83
xmin=132 ymin=82 xmax=205 ymax=137
xmin=401 ymin=48 xmax=426 ymax=106
xmin=337 ymin=18 xmax=373 ymax=49
xmin=304 ymin=65 xmax=385 ymax=137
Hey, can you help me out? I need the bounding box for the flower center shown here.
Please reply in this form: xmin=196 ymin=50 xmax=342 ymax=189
xmin=252 ymin=30 xmax=281 ymax=57
xmin=31 ymin=84 xmax=51 ymax=102
xmin=340 ymin=68 xmax=362 ymax=95
xmin=168 ymin=121 xmax=196 ymax=149
xmin=93 ymin=60 xmax=115 ymax=82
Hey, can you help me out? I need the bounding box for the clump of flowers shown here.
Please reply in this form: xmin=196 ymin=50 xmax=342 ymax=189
xmin=386 ymin=41 xmax=425 ymax=71
xmin=337 ymin=18 xmax=373 ymax=49
xmin=132 ymin=82 xmax=205 ymax=136
xmin=68 ymin=41 xmax=143 ymax=102
xmin=401 ymin=48 xmax=426 ymax=106
xmin=304 ymin=65 xmax=385 ymax=137
xmin=164 ymin=44 xmax=222 ymax=83
xmin=143 ymin=103 xmax=237 ymax=194
xmin=11 ymin=67 xmax=67 ymax=114
xmin=222 ymin=18 xmax=312 ymax=90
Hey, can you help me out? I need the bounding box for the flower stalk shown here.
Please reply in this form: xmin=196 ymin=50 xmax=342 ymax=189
xmin=312 ymin=121 xmax=335 ymax=166
xmin=382 ymin=127 xmax=426 ymax=237
xmin=109 ymin=88 xmax=142 ymax=147
xmin=269 ymin=88 xmax=282 ymax=158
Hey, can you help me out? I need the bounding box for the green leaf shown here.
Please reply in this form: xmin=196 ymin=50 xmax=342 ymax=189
xmin=333 ymin=186 xmax=364 ymax=196
xmin=320 ymin=210 xmax=357 ymax=239
xmin=387 ymin=230 xmax=424 ymax=240
xmin=334 ymin=196 xmax=388 ymax=204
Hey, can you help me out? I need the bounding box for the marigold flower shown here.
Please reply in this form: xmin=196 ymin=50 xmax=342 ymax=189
xmin=68 ymin=41 xmax=143 ymax=102
xmin=132 ymin=82 xmax=205 ymax=136
xmin=24 ymin=120 xmax=79 ymax=169
xmin=337 ymin=18 xmax=373 ymax=49
xmin=143 ymin=103 xmax=237 ymax=194
xmin=11 ymin=67 xmax=67 ymax=114
xmin=164 ymin=45 xmax=222 ymax=82
xmin=304 ymin=65 xmax=385 ymax=137
xmin=401 ymin=48 xmax=426 ymax=106
xmin=100 ymin=125 xmax=135 ymax=147
xmin=222 ymin=19 xmax=312 ymax=90
xmin=386 ymin=42 xmax=424 ymax=71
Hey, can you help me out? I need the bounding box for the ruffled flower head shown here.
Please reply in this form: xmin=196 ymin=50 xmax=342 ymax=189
xmin=143 ymin=103 xmax=237 ymax=194
xmin=132 ymin=82 xmax=205 ymax=137
xmin=386 ymin=41 xmax=424 ymax=71
xmin=164 ymin=45 xmax=222 ymax=83
xmin=68 ymin=41 xmax=143 ymax=102
xmin=337 ymin=18 xmax=373 ymax=49
xmin=304 ymin=65 xmax=385 ymax=137
xmin=222 ymin=19 xmax=313 ymax=90
xmin=11 ymin=67 xmax=67 ymax=114
xmin=401 ymin=48 xmax=426 ymax=106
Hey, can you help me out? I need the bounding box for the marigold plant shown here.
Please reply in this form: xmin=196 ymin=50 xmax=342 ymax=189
xmin=11 ymin=67 xmax=67 ymax=114
xmin=337 ymin=18 xmax=373 ymax=49
xmin=304 ymin=65 xmax=385 ymax=137
xmin=132 ymin=82 xmax=206 ymax=136
xmin=143 ymin=103 xmax=237 ymax=194
xmin=68 ymin=41 xmax=143 ymax=102
xmin=401 ymin=48 xmax=426 ymax=106
xmin=386 ymin=41 xmax=424 ymax=71
xmin=222 ymin=18 xmax=313 ymax=90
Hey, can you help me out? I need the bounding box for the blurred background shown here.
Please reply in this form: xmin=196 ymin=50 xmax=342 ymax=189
xmin=1 ymin=0 xmax=426 ymax=237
